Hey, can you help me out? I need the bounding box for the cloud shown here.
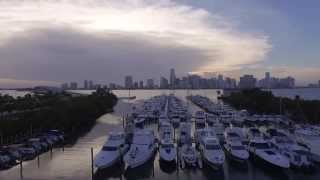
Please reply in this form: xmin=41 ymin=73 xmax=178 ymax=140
xmin=0 ymin=0 xmax=271 ymax=87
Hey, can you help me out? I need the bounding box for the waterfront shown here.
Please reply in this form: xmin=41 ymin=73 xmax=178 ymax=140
xmin=1 ymin=89 xmax=320 ymax=180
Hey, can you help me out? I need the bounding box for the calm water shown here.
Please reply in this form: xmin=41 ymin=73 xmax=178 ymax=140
xmin=0 ymin=89 xmax=320 ymax=180
xmin=269 ymin=88 xmax=320 ymax=100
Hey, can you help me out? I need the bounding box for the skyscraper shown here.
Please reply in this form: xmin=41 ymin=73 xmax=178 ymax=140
xmin=239 ymin=74 xmax=257 ymax=89
xmin=70 ymin=82 xmax=78 ymax=89
xmin=147 ymin=79 xmax=154 ymax=89
xmin=160 ymin=77 xmax=169 ymax=89
xmin=125 ymin=75 xmax=133 ymax=89
xmin=84 ymin=80 xmax=88 ymax=89
xmin=170 ymin=68 xmax=176 ymax=88
xmin=89 ymin=80 xmax=94 ymax=89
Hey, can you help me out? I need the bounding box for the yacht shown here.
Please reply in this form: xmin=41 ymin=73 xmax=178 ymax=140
xmin=295 ymin=127 xmax=320 ymax=163
xmin=194 ymin=128 xmax=216 ymax=146
xmin=194 ymin=111 xmax=206 ymax=129
xmin=248 ymin=138 xmax=290 ymax=169
xmin=123 ymin=129 xmax=156 ymax=169
xmin=206 ymin=114 xmax=218 ymax=126
xmin=266 ymin=129 xmax=314 ymax=169
xmin=178 ymin=122 xmax=192 ymax=146
xmin=159 ymin=139 xmax=176 ymax=163
xmin=224 ymin=128 xmax=249 ymax=163
xmin=212 ymin=121 xmax=225 ymax=143
xmin=94 ymin=132 xmax=129 ymax=170
xmin=159 ymin=122 xmax=177 ymax=163
xmin=199 ymin=137 xmax=225 ymax=169
xmin=179 ymin=144 xmax=202 ymax=168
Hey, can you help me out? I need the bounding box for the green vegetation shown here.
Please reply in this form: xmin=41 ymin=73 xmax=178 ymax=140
xmin=0 ymin=88 xmax=117 ymax=142
xmin=222 ymin=88 xmax=320 ymax=124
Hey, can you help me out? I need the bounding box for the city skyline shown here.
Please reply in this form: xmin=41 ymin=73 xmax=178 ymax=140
xmin=59 ymin=68 xmax=297 ymax=90
xmin=0 ymin=0 xmax=320 ymax=88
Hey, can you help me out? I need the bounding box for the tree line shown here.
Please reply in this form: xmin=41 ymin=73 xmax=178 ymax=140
xmin=0 ymin=88 xmax=118 ymax=142
xmin=222 ymin=88 xmax=320 ymax=124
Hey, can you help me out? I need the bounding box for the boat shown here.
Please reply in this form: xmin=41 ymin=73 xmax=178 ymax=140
xmin=199 ymin=137 xmax=225 ymax=170
xmin=294 ymin=127 xmax=320 ymax=163
xmin=178 ymin=122 xmax=192 ymax=146
xmin=224 ymin=128 xmax=249 ymax=163
xmin=194 ymin=128 xmax=216 ymax=146
xmin=159 ymin=122 xmax=177 ymax=163
xmin=248 ymin=138 xmax=290 ymax=169
xmin=206 ymin=114 xmax=218 ymax=126
xmin=159 ymin=140 xmax=176 ymax=163
xmin=94 ymin=132 xmax=129 ymax=170
xmin=178 ymin=144 xmax=202 ymax=168
xmin=211 ymin=121 xmax=225 ymax=143
xmin=194 ymin=111 xmax=206 ymax=129
xmin=266 ymin=128 xmax=314 ymax=169
xmin=123 ymin=129 xmax=156 ymax=169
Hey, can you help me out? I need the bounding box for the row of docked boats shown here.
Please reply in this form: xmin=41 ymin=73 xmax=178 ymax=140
xmin=188 ymin=94 xmax=320 ymax=171
xmin=94 ymin=94 xmax=320 ymax=174
xmin=0 ymin=130 xmax=64 ymax=170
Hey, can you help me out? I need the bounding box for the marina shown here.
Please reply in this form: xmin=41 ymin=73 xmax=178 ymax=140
xmin=0 ymin=90 xmax=320 ymax=180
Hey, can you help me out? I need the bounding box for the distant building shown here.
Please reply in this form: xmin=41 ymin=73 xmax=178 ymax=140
xmin=146 ymin=79 xmax=154 ymax=89
xmin=109 ymin=83 xmax=116 ymax=89
xmin=239 ymin=74 xmax=257 ymax=89
xmin=139 ymin=81 xmax=144 ymax=89
xmin=170 ymin=68 xmax=176 ymax=88
xmin=279 ymin=76 xmax=295 ymax=88
xmin=218 ymin=74 xmax=224 ymax=88
xmin=70 ymin=82 xmax=78 ymax=90
xmin=318 ymin=80 xmax=320 ymax=87
xmin=61 ymin=83 xmax=68 ymax=90
xmin=133 ymin=82 xmax=139 ymax=89
xmin=160 ymin=77 xmax=169 ymax=89
xmin=125 ymin=75 xmax=133 ymax=89
xmin=89 ymin=80 xmax=94 ymax=89
xmin=84 ymin=80 xmax=88 ymax=89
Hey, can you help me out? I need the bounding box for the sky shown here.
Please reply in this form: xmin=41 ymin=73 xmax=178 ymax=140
xmin=0 ymin=0 xmax=319 ymax=88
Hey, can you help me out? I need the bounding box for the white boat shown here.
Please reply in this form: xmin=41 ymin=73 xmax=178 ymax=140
xmin=178 ymin=122 xmax=192 ymax=146
xmin=206 ymin=114 xmax=218 ymax=126
xmin=159 ymin=140 xmax=176 ymax=163
xmin=267 ymin=129 xmax=314 ymax=169
xmin=295 ymin=127 xmax=320 ymax=163
xmin=159 ymin=122 xmax=177 ymax=162
xmin=194 ymin=128 xmax=216 ymax=146
xmin=179 ymin=144 xmax=201 ymax=168
xmin=194 ymin=111 xmax=206 ymax=129
xmin=123 ymin=129 xmax=156 ymax=169
xmin=212 ymin=122 xmax=225 ymax=143
xmin=200 ymin=137 xmax=225 ymax=169
xmin=224 ymin=128 xmax=249 ymax=163
xmin=94 ymin=132 xmax=129 ymax=170
xmin=248 ymin=138 xmax=290 ymax=169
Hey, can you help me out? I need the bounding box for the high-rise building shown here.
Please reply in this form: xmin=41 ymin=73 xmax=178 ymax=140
xmin=218 ymin=74 xmax=224 ymax=88
xmin=89 ymin=80 xmax=94 ymax=89
xmin=109 ymin=83 xmax=116 ymax=89
xmin=239 ymin=75 xmax=257 ymax=89
xmin=170 ymin=68 xmax=176 ymax=88
xmin=70 ymin=82 xmax=78 ymax=90
xmin=84 ymin=80 xmax=88 ymax=89
xmin=61 ymin=83 xmax=68 ymax=90
xmin=147 ymin=79 xmax=154 ymax=89
xmin=125 ymin=75 xmax=133 ymax=89
xmin=279 ymin=76 xmax=295 ymax=88
xmin=160 ymin=77 xmax=169 ymax=89
xmin=139 ymin=81 xmax=144 ymax=89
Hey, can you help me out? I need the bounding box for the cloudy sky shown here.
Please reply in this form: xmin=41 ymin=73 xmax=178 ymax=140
xmin=0 ymin=0 xmax=319 ymax=88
